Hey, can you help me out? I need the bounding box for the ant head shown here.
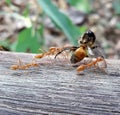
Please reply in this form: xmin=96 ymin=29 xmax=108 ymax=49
xmin=80 ymin=30 xmax=96 ymax=46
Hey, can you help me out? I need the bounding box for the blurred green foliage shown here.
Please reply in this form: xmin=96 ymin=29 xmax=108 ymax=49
xmin=12 ymin=27 xmax=44 ymax=52
xmin=22 ymin=4 xmax=30 ymax=17
xmin=113 ymin=0 xmax=120 ymax=15
xmin=2 ymin=0 xmax=91 ymax=53
xmin=67 ymin=0 xmax=92 ymax=13
xmin=116 ymin=23 xmax=120 ymax=29
xmin=5 ymin=0 xmax=11 ymax=6
xmin=37 ymin=0 xmax=81 ymax=45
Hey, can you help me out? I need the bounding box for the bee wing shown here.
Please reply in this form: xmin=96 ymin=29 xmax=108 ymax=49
xmin=90 ymin=46 xmax=107 ymax=68
xmin=91 ymin=46 xmax=106 ymax=58
xmin=87 ymin=47 xmax=94 ymax=57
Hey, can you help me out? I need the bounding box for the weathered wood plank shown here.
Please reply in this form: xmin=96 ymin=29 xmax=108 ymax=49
xmin=0 ymin=51 xmax=120 ymax=114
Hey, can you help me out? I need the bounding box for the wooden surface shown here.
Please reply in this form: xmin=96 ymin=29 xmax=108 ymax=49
xmin=0 ymin=51 xmax=120 ymax=115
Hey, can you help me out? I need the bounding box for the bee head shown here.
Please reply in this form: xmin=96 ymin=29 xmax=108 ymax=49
xmin=80 ymin=30 xmax=96 ymax=46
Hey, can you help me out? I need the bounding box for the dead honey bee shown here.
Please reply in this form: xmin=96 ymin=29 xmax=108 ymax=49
xmin=34 ymin=30 xmax=107 ymax=73
xmin=53 ymin=30 xmax=107 ymax=72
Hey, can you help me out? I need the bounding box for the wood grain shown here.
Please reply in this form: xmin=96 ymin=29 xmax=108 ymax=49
xmin=0 ymin=51 xmax=120 ymax=115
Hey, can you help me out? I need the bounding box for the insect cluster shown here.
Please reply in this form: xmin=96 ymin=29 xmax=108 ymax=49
xmin=11 ymin=30 xmax=107 ymax=73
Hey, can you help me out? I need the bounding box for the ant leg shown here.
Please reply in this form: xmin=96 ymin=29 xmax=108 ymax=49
xmin=94 ymin=57 xmax=107 ymax=74
xmin=31 ymin=58 xmax=39 ymax=67
xmin=77 ymin=64 xmax=88 ymax=72
xmin=76 ymin=57 xmax=105 ymax=72
xmin=63 ymin=51 xmax=70 ymax=63
xmin=34 ymin=53 xmax=44 ymax=59
xmin=48 ymin=47 xmax=62 ymax=64
xmin=10 ymin=58 xmax=22 ymax=70
xmin=18 ymin=58 xmax=24 ymax=67
xmin=91 ymin=57 xmax=107 ymax=73
xmin=35 ymin=48 xmax=48 ymax=59
xmin=35 ymin=47 xmax=62 ymax=59
xmin=10 ymin=64 xmax=19 ymax=70
xmin=10 ymin=58 xmax=24 ymax=70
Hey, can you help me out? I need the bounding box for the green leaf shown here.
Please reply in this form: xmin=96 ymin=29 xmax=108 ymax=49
xmin=5 ymin=0 xmax=11 ymax=5
xmin=79 ymin=26 xmax=87 ymax=33
xmin=22 ymin=4 xmax=30 ymax=17
xmin=14 ymin=27 xmax=41 ymax=53
xmin=116 ymin=23 xmax=120 ymax=29
xmin=37 ymin=0 xmax=81 ymax=45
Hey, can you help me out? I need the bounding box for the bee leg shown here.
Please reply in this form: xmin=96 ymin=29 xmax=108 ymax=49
xmin=91 ymin=45 xmax=98 ymax=49
xmin=71 ymin=59 xmax=86 ymax=67
xmin=54 ymin=47 xmax=69 ymax=59
xmin=54 ymin=46 xmax=78 ymax=59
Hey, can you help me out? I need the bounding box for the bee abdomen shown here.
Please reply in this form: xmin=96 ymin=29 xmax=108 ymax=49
xmin=70 ymin=54 xmax=82 ymax=63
